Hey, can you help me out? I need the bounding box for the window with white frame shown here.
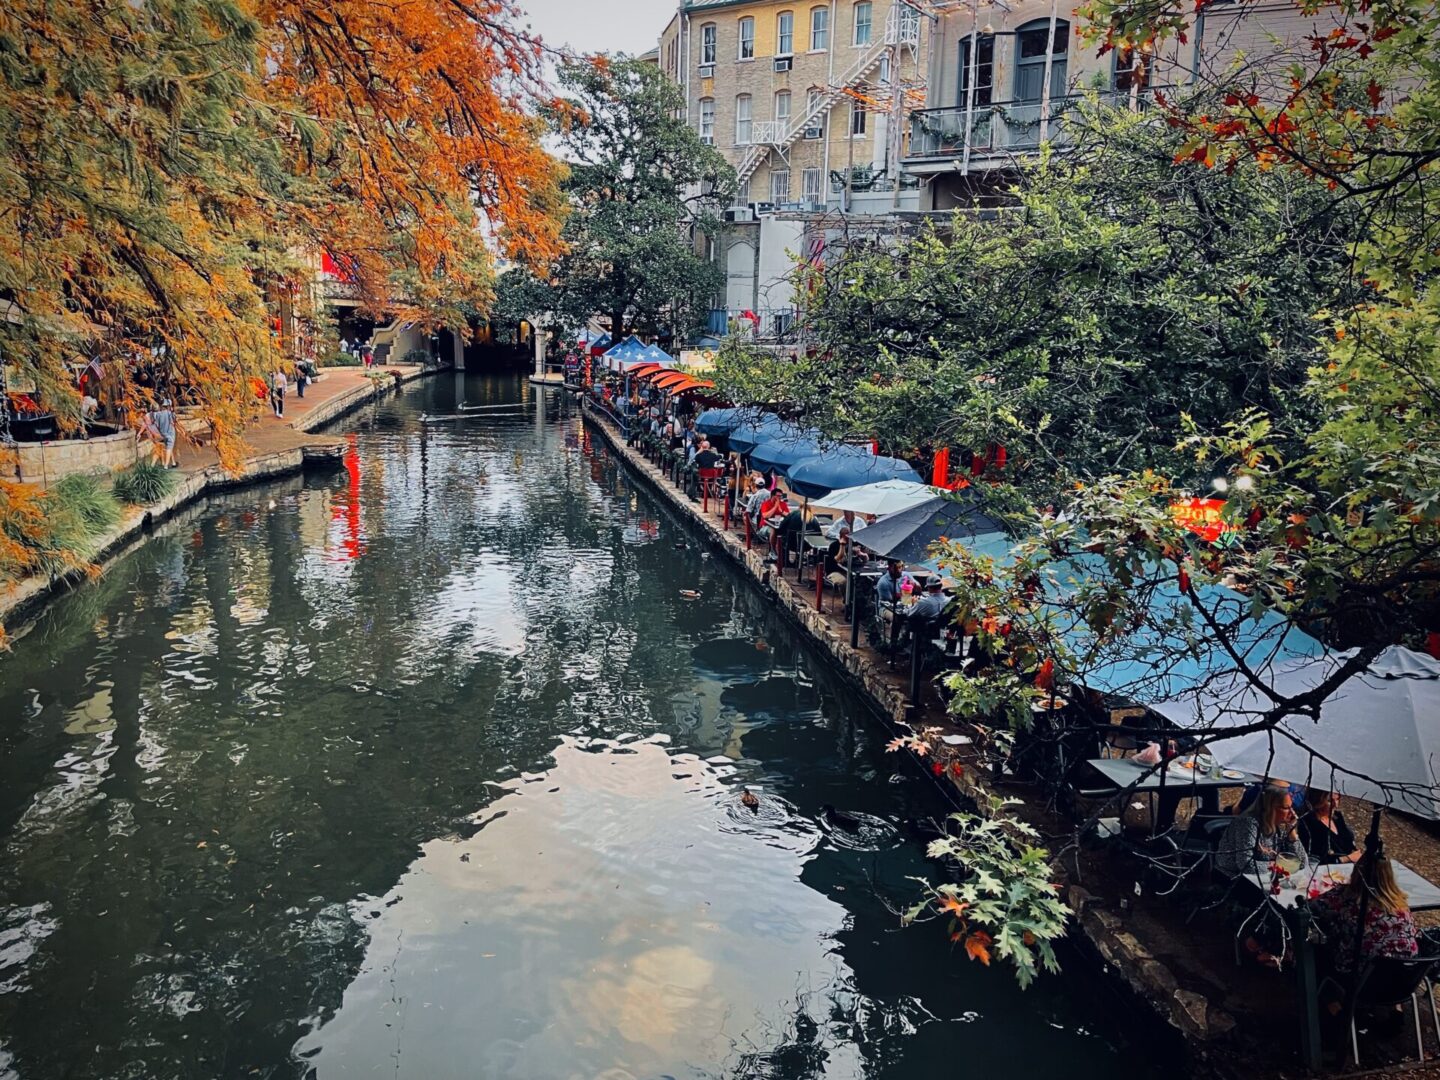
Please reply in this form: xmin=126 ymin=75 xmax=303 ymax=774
xmin=853 ymin=2 xmax=872 ymax=45
xmin=802 ymin=167 xmax=823 ymax=203
xmin=738 ymin=16 xmax=755 ymax=59
xmin=810 ymin=6 xmax=828 ymax=50
xmin=770 ymin=169 xmax=791 ymax=201
xmin=737 ymin=177 xmax=751 ymax=204
xmin=699 ymin=98 xmax=715 ymax=143
xmin=776 ymin=10 xmax=794 ymax=54
xmin=700 ymin=23 xmax=717 ymax=65
xmin=900 ymin=3 xmax=920 ymax=41
xmin=774 ymin=89 xmax=791 ymax=125
xmin=735 ymin=94 xmax=752 ymax=144
xmin=850 ymin=102 xmax=866 ymax=135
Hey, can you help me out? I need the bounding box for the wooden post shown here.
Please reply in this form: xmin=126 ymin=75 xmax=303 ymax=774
xmin=745 ymin=510 xmax=753 ymax=550
xmin=815 ymin=559 xmax=825 ymax=611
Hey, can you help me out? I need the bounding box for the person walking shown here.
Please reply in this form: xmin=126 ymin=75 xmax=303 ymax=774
xmin=271 ymin=367 xmax=287 ymax=418
xmin=145 ymin=399 xmax=178 ymax=469
xmin=294 ymin=360 xmax=307 ymax=400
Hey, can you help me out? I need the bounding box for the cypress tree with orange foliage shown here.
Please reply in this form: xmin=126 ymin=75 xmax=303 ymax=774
xmin=0 ymin=0 xmax=564 ymax=587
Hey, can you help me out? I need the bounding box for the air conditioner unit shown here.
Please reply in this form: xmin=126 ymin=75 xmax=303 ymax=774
xmin=802 ymin=125 xmax=823 ymax=140
xmin=748 ymin=201 xmax=776 ymax=215
xmin=773 ymin=56 xmax=793 ymax=72
xmin=698 ymin=63 xmax=714 ymax=78
xmin=723 ymin=207 xmax=755 ymax=223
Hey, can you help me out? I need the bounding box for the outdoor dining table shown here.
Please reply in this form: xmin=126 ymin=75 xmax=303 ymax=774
xmin=1235 ymin=855 xmax=1440 ymax=1068
xmin=1081 ymin=755 xmax=1264 ymax=836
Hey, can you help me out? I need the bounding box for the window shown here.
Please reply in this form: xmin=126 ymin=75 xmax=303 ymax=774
xmin=737 ymin=177 xmax=751 ymax=204
xmin=770 ymin=169 xmax=791 ymax=201
xmin=735 ymin=94 xmax=752 ymax=144
xmin=853 ymin=2 xmax=872 ymax=45
xmin=802 ymin=167 xmax=823 ymax=203
xmin=958 ymin=33 xmax=995 ymax=106
xmin=850 ymin=102 xmax=866 ymax=135
xmin=699 ymin=98 xmax=715 ymax=143
xmin=738 ymin=16 xmax=755 ymax=60
xmin=774 ymin=90 xmax=792 ymax=125
xmin=700 ymin=23 xmax=717 ymax=65
xmin=777 ymin=10 xmax=794 ymax=54
xmin=1113 ymin=43 xmax=1151 ymax=91
xmin=810 ymin=6 xmax=829 ymax=50
xmin=1014 ymin=19 xmax=1069 ymax=103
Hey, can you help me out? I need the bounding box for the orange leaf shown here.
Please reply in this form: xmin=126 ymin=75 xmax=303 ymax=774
xmin=937 ymin=895 xmax=968 ymax=917
xmin=964 ymin=931 xmax=993 ymax=966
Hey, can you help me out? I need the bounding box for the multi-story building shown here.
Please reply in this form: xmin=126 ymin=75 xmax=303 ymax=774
xmin=659 ymin=0 xmax=929 ymax=336
xmin=905 ymin=0 xmax=1354 ymax=209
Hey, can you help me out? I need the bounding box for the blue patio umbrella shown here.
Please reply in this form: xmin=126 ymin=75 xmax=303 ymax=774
xmin=694 ymin=407 xmax=750 ymax=437
xmin=1041 ymin=554 xmax=1325 ymax=701
xmin=787 ymin=451 xmax=923 ymax=500
xmin=727 ymin=414 xmax=794 ymax=454
xmin=748 ymin=432 xmax=824 ymax=477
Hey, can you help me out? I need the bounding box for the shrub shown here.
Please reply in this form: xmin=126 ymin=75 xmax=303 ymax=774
xmin=52 ymin=473 xmax=122 ymax=534
xmin=322 ymin=349 xmax=362 ymax=368
xmin=401 ymin=348 xmax=430 ymax=367
xmin=112 ymin=459 xmax=177 ymax=505
xmin=0 ymin=480 xmax=91 ymax=581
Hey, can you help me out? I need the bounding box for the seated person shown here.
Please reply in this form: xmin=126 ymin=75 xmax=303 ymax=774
xmin=1299 ymin=788 xmax=1360 ymax=864
xmin=743 ymin=474 xmax=769 ymax=524
xmin=875 ymin=560 xmax=917 ymax=607
xmin=907 ymin=577 xmax=951 ymax=628
xmin=1313 ymin=853 xmax=1418 ymax=974
xmin=1216 ymin=788 xmax=1308 ymax=878
xmin=755 ymin=491 xmax=790 ymax=542
xmin=1236 ymin=779 xmax=1308 ymax=818
xmin=692 ymin=440 xmax=723 ymax=471
xmin=825 ymin=509 xmax=865 ymax=542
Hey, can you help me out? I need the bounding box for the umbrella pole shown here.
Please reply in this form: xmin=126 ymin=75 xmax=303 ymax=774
xmin=797 ymin=498 xmax=808 ymax=582
xmin=850 ymin=540 xmax=863 ymax=650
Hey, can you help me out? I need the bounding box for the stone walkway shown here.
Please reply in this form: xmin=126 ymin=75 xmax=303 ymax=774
xmin=174 ymin=365 xmax=419 ymax=472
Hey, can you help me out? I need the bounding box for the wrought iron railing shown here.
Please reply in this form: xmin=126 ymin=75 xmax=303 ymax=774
xmin=907 ymin=89 xmax=1164 ymax=160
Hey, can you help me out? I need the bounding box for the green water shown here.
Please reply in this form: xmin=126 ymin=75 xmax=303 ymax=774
xmin=0 ymin=375 xmax=1164 ymax=1079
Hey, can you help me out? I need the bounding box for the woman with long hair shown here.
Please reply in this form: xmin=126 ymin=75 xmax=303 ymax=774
xmin=1217 ymin=787 xmax=1309 ymax=878
xmin=1314 ymin=853 xmax=1419 ymax=973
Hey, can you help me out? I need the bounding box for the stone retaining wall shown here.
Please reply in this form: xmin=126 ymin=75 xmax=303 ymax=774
xmin=8 ymin=429 xmax=140 ymax=487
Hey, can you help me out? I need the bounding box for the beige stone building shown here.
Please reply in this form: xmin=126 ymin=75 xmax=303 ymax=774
xmin=658 ymin=0 xmax=928 ymax=333
xmin=907 ymin=0 xmax=1357 ymax=209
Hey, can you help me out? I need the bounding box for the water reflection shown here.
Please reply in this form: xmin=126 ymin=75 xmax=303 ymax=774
xmin=0 ymin=376 xmax=1161 ymax=1080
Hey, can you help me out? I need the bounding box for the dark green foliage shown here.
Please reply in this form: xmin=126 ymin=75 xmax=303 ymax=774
xmin=112 ymin=459 xmax=177 ymax=505
xmin=52 ymin=473 xmax=123 ymax=534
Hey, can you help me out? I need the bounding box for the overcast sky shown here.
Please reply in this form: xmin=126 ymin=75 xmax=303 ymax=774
xmin=519 ymin=0 xmax=676 ymax=58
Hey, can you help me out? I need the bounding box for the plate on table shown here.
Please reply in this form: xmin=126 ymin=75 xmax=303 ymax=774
xmin=1222 ymin=769 xmax=1245 ymax=780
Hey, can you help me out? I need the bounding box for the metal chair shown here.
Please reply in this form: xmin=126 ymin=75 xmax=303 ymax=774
xmin=1322 ymin=954 xmax=1440 ymax=1065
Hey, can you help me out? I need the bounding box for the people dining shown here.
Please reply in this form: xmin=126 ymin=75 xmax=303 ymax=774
xmin=1299 ymin=789 xmax=1361 ymax=865
xmin=1312 ymin=854 xmax=1419 ymax=973
xmin=1217 ymin=787 xmax=1309 ymax=878
xmin=875 ymin=560 xmax=917 ymax=607
xmin=692 ymin=440 xmax=723 ymax=471
xmin=907 ymin=576 xmax=950 ymax=626
xmin=825 ymin=509 xmax=864 ymax=542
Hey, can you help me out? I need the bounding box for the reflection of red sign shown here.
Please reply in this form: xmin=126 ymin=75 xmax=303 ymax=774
xmin=1170 ymin=497 xmax=1235 ymax=543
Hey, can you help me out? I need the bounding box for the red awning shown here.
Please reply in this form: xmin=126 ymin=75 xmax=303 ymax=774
xmin=651 ymin=372 xmax=693 ymax=391
xmin=627 ymin=362 xmax=663 ymax=376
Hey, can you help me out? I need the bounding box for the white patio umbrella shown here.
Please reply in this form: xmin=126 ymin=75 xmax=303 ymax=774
xmin=1150 ymin=647 xmax=1440 ymax=820
xmin=813 ymin=479 xmax=937 ymax=516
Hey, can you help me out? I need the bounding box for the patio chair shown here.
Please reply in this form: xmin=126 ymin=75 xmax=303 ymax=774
xmin=1322 ymin=954 xmax=1440 ymax=1065
xmin=697 ymin=467 xmax=724 ymax=513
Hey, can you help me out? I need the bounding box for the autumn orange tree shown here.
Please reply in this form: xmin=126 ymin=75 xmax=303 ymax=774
xmin=0 ymin=0 xmax=563 ymax=475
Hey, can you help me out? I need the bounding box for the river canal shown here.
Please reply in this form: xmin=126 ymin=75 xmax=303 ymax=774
xmin=0 ymin=375 xmax=1163 ymax=1079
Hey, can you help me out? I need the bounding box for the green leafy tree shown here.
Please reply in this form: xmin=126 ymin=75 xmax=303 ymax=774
xmin=715 ymin=106 xmax=1365 ymax=497
xmin=496 ymin=56 xmax=734 ymax=341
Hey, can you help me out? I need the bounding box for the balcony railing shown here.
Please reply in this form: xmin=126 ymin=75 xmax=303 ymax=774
xmin=907 ymin=90 xmax=1161 ymax=161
